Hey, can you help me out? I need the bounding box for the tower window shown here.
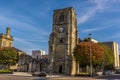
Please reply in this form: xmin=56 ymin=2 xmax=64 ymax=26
xmin=59 ymin=39 xmax=64 ymax=43
xmin=54 ymin=15 xmax=58 ymax=24
xmin=51 ymin=46 xmax=53 ymax=52
xmin=59 ymin=13 xmax=64 ymax=22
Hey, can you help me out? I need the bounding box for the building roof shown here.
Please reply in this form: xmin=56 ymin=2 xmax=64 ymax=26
xmin=12 ymin=47 xmax=23 ymax=52
xmin=0 ymin=47 xmax=23 ymax=53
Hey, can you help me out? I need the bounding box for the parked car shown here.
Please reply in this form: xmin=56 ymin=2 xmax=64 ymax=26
xmin=115 ymin=69 xmax=120 ymax=74
xmin=32 ymin=72 xmax=47 ymax=77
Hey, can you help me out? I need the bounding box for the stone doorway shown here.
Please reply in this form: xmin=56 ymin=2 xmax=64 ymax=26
xmin=40 ymin=63 xmax=42 ymax=71
xmin=59 ymin=65 xmax=62 ymax=74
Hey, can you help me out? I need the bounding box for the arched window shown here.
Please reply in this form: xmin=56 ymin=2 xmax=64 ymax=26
xmin=59 ymin=65 xmax=63 ymax=73
xmin=59 ymin=12 xmax=64 ymax=22
xmin=36 ymin=55 xmax=39 ymax=59
xmin=54 ymin=15 xmax=57 ymax=24
xmin=51 ymin=46 xmax=53 ymax=52
xmin=59 ymin=39 xmax=64 ymax=43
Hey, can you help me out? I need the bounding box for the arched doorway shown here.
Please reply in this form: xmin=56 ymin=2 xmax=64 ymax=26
xmin=40 ymin=63 xmax=42 ymax=72
xmin=59 ymin=65 xmax=62 ymax=74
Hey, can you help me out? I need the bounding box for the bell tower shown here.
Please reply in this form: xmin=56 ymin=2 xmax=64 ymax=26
xmin=49 ymin=7 xmax=78 ymax=75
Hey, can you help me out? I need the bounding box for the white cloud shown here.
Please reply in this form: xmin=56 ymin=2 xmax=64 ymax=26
xmin=0 ymin=15 xmax=50 ymax=37
xmin=77 ymin=0 xmax=109 ymax=25
xmin=81 ymin=28 xmax=97 ymax=33
xmin=81 ymin=26 xmax=110 ymax=33
xmin=14 ymin=37 xmax=39 ymax=47
xmin=77 ymin=9 xmax=95 ymax=24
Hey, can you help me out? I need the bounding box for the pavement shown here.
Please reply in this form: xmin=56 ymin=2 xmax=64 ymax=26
xmin=0 ymin=72 xmax=32 ymax=77
xmin=12 ymin=72 xmax=32 ymax=76
xmin=1 ymin=72 xmax=120 ymax=79
xmin=1 ymin=72 xmax=66 ymax=77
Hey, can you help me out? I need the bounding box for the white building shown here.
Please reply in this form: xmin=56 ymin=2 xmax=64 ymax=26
xmin=32 ymin=50 xmax=46 ymax=59
xmin=91 ymin=38 xmax=98 ymax=43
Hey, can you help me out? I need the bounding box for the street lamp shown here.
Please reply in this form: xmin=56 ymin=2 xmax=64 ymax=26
xmin=89 ymin=33 xmax=92 ymax=77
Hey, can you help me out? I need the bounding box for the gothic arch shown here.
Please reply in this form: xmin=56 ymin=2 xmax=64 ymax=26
xmin=59 ymin=12 xmax=64 ymax=22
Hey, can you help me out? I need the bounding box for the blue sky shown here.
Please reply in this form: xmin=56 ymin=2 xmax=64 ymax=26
xmin=0 ymin=0 xmax=120 ymax=54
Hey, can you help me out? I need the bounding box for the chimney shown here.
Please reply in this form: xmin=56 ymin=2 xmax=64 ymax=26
xmin=6 ymin=27 xmax=10 ymax=36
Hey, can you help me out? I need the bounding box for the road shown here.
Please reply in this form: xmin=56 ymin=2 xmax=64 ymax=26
xmin=0 ymin=75 xmax=49 ymax=80
xmin=0 ymin=74 xmax=120 ymax=80
xmin=0 ymin=75 xmax=97 ymax=80
xmin=97 ymin=74 xmax=120 ymax=79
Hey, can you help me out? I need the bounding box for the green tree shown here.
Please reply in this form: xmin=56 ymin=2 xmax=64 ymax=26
xmin=99 ymin=43 xmax=114 ymax=70
xmin=83 ymin=37 xmax=91 ymax=42
xmin=0 ymin=47 xmax=18 ymax=68
xmin=78 ymin=38 xmax=82 ymax=42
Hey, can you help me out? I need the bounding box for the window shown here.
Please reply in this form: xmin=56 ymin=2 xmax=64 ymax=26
xmin=54 ymin=16 xmax=57 ymax=23
xmin=59 ymin=13 xmax=64 ymax=22
xmin=9 ymin=42 xmax=12 ymax=47
xmin=51 ymin=46 xmax=53 ymax=52
xmin=59 ymin=39 xmax=64 ymax=43
xmin=1 ymin=41 xmax=4 ymax=47
xmin=3 ymin=41 xmax=6 ymax=47
xmin=36 ymin=55 xmax=39 ymax=59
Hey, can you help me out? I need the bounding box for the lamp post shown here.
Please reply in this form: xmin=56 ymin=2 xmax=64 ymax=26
xmin=89 ymin=33 xmax=92 ymax=77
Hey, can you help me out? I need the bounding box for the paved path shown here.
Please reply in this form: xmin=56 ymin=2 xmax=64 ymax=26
xmin=12 ymin=72 xmax=32 ymax=76
xmin=1 ymin=72 xmax=120 ymax=80
xmin=97 ymin=74 xmax=120 ymax=79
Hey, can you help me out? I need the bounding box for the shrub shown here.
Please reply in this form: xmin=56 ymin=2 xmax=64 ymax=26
xmin=0 ymin=69 xmax=12 ymax=73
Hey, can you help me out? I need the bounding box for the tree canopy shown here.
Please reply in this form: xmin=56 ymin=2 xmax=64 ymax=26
xmin=73 ymin=42 xmax=104 ymax=67
xmin=83 ymin=38 xmax=91 ymax=42
xmin=0 ymin=47 xmax=18 ymax=68
xmin=99 ymin=43 xmax=114 ymax=70
xmin=73 ymin=41 xmax=114 ymax=70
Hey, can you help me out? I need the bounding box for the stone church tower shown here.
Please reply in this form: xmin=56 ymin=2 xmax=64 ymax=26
xmin=49 ymin=7 xmax=78 ymax=75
